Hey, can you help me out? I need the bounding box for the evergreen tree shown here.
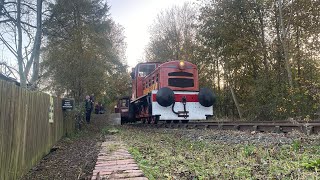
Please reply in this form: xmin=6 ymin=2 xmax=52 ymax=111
xmin=42 ymin=0 xmax=127 ymax=104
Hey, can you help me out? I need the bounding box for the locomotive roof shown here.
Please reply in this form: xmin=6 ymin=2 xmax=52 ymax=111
xmin=134 ymin=62 xmax=161 ymax=66
xmin=134 ymin=60 xmax=195 ymax=67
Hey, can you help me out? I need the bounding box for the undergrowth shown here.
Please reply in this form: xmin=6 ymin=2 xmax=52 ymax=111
xmin=302 ymin=159 xmax=320 ymax=171
xmin=101 ymin=126 xmax=120 ymax=135
xmin=118 ymin=127 xmax=320 ymax=179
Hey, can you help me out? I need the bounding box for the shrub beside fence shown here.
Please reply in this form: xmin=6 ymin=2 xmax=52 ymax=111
xmin=0 ymin=80 xmax=75 ymax=180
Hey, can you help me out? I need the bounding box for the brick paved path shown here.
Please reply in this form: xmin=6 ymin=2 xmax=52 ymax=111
xmin=91 ymin=141 xmax=147 ymax=180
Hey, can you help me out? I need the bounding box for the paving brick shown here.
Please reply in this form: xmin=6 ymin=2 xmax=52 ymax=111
xmin=123 ymin=170 xmax=144 ymax=174
xmin=96 ymin=159 xmax=136 ymax=166
xmin=99 ymin=171 xmax=113 ymax=176
xmin=91 ymin=141 xmax=147 ymax=180
xmin=94 ymin=164 xmax=139 ymax=171
xmin=122 ymin=177 xmax=149 ymax=180
xmin=114 ymin=172 xmax=144 ymax=178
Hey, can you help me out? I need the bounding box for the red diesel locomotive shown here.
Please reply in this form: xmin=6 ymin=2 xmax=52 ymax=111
xmin=127 ymin=60 xmax=215 ymax=124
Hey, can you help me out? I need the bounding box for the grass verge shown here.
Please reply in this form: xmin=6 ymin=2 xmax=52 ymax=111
xmin=118 ymin=126 xmax=320 ymax=179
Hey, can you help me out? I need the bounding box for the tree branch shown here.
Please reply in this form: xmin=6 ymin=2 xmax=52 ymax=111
xmin=0 ymin=19 xmax=13 ymax=23
xmin=0 ymin=62 xmax=19 ymax=79
xmin=21 ymin=21 xmax=37 ymax=28
xmin=4 ymin=1 xmax=37 ymax=12
xmin=0 ymin=33 xmax=18 ymax=57
xmin=1 ymin=3 xmax=37 ymax=28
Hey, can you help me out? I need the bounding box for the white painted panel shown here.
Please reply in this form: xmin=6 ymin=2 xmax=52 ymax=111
xmin=151 ymin=90 xmax=213 ymax=120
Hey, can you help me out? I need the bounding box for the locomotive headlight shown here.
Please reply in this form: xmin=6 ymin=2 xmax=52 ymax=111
xmin=179 ymin=60 xmax=185 ymax=70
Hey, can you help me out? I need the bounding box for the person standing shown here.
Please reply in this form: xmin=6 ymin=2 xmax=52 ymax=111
xmin=85 ymin=95 xmax=92 ymax=124
xmin=90 ymin=93 xmax=95 ymax=113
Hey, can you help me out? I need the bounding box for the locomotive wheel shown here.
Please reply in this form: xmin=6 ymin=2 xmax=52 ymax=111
xmin=121 ymin=117 xmax=125 ymax=125
xmin=142 ymin=119 xmax=146 ymax=124
xmin=154 ymin=116 xmax=159 ymax=124
xmin=128 ymin=103 xmax=137 ymax=123
xmin=173 ymin=120 xmax=179 ymax=124
xmin=182 ymin=120 xmax=189 ymax=123
xmin=166 ymin=120 xmax=172 ymax=123
xmin=147 ymin=117 xmax=152 ymax=124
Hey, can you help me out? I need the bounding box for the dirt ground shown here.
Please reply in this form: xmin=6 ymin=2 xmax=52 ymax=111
xmin=21 ymin=114 xmax=108 ymax=180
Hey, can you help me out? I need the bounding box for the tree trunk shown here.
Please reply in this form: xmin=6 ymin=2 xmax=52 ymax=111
xmin=230 ymin=84 xmax=243 ymax=119
xmin=278 ymin=0 xmax=293 ymax=89
xmin=225 ymin=59 xmax=243 ymax=119
xmin=216 ymin=58 xmax=221 ymax=116
xmin=274 ymin=1 xmax=284 ymax=84
xmin=256 ymin=2 xmax=268 ymax=72
xmin=296 ymin=26 xmax=301 ymax=78
xmin=16 ymin=0 xmax=27 ymax=87
xmin=30 ymin=0 xmax=43 ymax=89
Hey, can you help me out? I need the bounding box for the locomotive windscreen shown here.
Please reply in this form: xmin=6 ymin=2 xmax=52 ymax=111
xmin=168 ymin=78 xmax=194 ymax=88
xmin=138 ymin=64 xmax=156 ymax=77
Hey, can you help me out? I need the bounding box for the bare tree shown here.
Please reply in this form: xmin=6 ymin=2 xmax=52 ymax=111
xmin=0 ymin=0 xmax=43 ymax=88
xmin=146 ymin=2 xmax=197 ymax=62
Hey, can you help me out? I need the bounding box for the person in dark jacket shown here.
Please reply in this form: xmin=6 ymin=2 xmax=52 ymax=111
xmin=90 ymin=93 xmax=95 ymax=113
xmin=85 ymin=95 xmax=92 ymax=124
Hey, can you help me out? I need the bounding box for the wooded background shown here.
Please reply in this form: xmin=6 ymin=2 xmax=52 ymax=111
xmin=0 ymin=80 xmax=74 ymax=180
xmin=145 ymin=0 xmax=320 ymax=120
xmin=1 ymin=0 xmax=319 ymax=120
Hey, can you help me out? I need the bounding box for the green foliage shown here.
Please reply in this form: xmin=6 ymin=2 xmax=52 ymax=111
xmin=145 ymin=0 xmax=320 ymax=120
xmin=243 ymin=145 xmax=255 ymax=157
xmin=103 ymin=72 xmax=131 ymax=110
xmin=129 ymin=147 xmax=160 ymax=180
xmin=101 ymin=126 xmax=120 ymax=135
xmin=119 ymin=127 xmax=320 ymax=179
xmin=194 ymin=0 xmax=320 ymax=120
xmin=302 ymin=159 xmax=320 ymax=171
xmin=291 ymin=140 xmax=301 ymax=152
xmin=42 ymin=0 xmax=129 ymax=105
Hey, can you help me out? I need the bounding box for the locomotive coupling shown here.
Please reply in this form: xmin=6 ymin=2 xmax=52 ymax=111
xmin=156 ymin=87 xmax=175 ymax=107
xmin=198 ymin=88 xmax=216 ymax=107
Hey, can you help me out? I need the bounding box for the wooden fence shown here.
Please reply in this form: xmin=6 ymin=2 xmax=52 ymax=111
xmin=0 ymin=80 xmax=75 ymax=180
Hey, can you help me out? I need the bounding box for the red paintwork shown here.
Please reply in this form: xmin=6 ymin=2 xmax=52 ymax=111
xmin=131 ymin=60 xmax=200 ymax=121
xmin=158 ymin=61 xmax=199 ymax=91
xmin=132 ymin=60 xmax=199 ymax=101
xmin=152 ymin=93 xmax=199 ymax=102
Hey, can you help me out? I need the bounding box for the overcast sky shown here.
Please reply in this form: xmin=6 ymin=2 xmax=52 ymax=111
xmin=108 ymin=0 xmax=191 ymax=67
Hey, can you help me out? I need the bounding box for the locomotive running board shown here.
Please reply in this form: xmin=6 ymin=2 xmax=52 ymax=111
xmin=130 ymin=94 xmax=148 ymax=103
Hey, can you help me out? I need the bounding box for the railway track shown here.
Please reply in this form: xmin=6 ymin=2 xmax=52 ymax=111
xmin=129 ymin=121 xmax=320 ymax=135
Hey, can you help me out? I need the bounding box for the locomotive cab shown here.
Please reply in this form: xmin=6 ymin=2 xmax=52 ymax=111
xmin=131 ymin=62 xmax=161 ymax=100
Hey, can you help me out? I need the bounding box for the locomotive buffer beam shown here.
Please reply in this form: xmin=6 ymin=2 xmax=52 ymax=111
xmin=172 ymin=96 xmax=189 ymax=119
xmin=177 ymin=111 xmax=189 ymax=118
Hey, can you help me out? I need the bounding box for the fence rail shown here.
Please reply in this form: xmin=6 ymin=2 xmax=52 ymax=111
xmin=0 ymin=80 xmax=74 ymax=180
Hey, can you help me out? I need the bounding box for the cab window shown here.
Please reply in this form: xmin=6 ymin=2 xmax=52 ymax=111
xmin=121 ymin=99 xmax=128 ymax=107
xmin=137 ymin=64 xmax=156 ymax=77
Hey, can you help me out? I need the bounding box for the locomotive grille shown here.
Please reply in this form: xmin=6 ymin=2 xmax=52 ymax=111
xmin=168 ymin=72 xmax=193 ymax=77
xmin=168 ymin=78 xmax=194 ymax=88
